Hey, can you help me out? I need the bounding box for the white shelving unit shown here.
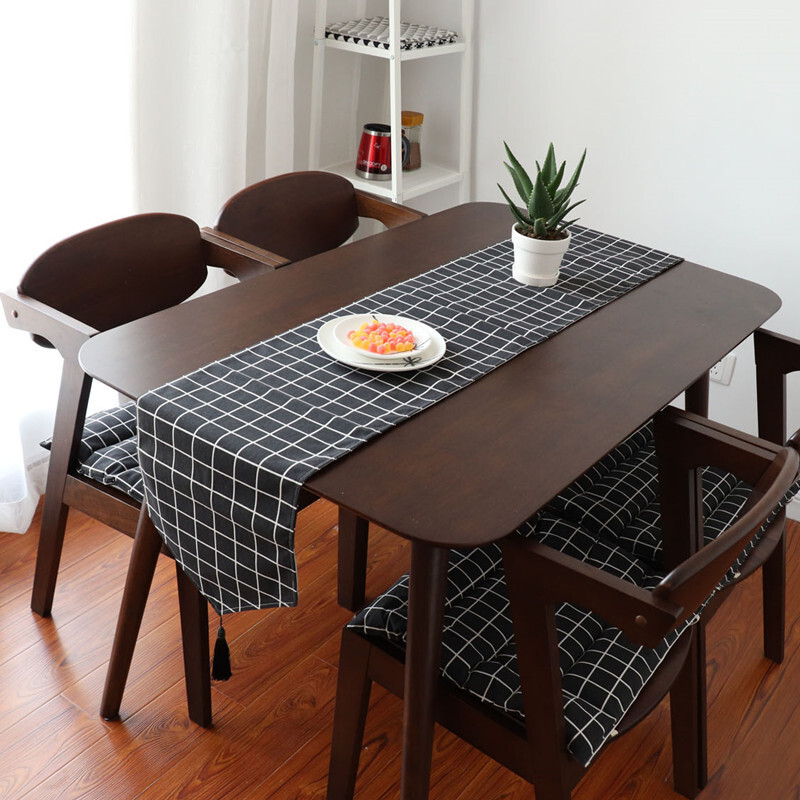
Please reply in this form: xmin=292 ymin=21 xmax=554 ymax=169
xmin=308 ymin=0 xmax=474 ymax=204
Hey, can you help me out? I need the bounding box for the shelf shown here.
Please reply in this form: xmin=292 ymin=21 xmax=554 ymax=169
xmin=321 ymin=37 xmax=466 ymax=61
xmin=309 ymin=1 xmax=473 ymax=206
xmin=322 ymin=16 xmax=461 ymax=59
xmin=323 ymin=161 xmax=464 ymax=202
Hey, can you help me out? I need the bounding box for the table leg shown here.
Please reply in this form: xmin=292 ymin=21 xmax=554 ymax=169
xmin=337 ymin=509 xmax=369 ymax=611
xmin=685 ymin=372 xmax=710 ymax=417
xmin=400 ymin=541 xmax=449 ymax=800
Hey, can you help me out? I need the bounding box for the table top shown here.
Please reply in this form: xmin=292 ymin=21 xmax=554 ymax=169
xmin=80 ymin=202 xmax=781 ymax=549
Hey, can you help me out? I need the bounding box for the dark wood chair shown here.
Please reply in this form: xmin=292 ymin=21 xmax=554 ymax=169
xmin=206 ymin=170 xmax=426 ymax=612
xmin=201 ymin=170 xmax=426 ymax=279
xmin=753 ymin=328 xmax=800 ymax=662
xmin=1 ymin=212 xmax=291 ymax=724
xmin=90 ymin=180 xmax=424 ymax=728
xmin=326 ymin=407 xmax=800 ymax=800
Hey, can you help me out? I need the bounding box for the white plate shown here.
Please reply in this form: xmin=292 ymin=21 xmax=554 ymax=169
xmin=317 ymin=316 xmax=446 ymax=372
xmin=333 ymin=314 xmax=435 ymax=362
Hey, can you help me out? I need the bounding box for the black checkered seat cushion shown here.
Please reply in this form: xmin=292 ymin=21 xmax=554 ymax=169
xmin=349 ymin=531 xmax=683 ymax=768
xmin=348 ymin=422 xmax=797 ymax=767
xmin=536 ymin=422 xmax=756 ymax=583
xmin=40 ymin=403 xmax=144 ymax=503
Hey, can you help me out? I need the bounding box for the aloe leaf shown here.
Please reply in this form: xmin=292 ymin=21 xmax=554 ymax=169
xmin=503 ymin=142 xmax=532 ymax=200
xmin=529 ymin=172 xmax=555 ymax=221
xmin=548 ymin=161 xmax=565 ymax=196
xmin=533 ymin=218 xmax=548 ymax=237
xmin=555 ymin=148 xmax=587 ymax=206
xmin=504 ymin=162 xmax=530 ymax=205
xmin=551 ymin=196 xmax=571 ymax=217
xmin=540 ymin=143 xmax=558 ymax=185
xmin=498 ymin=183 xmax=533 ymax=229
xmin=549 ymin=199 xmax=586 ymax=227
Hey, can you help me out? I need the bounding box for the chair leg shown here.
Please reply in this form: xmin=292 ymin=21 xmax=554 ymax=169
xmin=504 ymin=547 xmax=573 ymax=800
xmin=175 ymin=566 xmax=212 ymax=727
xmin=762 ymin=531 xmax=786 ymax=664
xmin=100 ymin=506 xmax=164 ymax=720
xmin=337 ymin=509 xmax=369 ymax=611
xmin=32 ymin=364 xmax=92 ymax=617
xmin=669 ymin=625 xmax=708 ymax=799
xmin=32 ymin=489 xmax=71 ymax=617
xmin=326 ymin=629 xmax=373 ymax=800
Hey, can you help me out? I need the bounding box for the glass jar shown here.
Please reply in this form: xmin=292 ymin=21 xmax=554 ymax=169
xmin=401 ymin=110 xmax=423 ymax=171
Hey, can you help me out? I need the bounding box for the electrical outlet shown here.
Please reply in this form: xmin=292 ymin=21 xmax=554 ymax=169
xmin=709 ymin=355 xmax=736 ymax=386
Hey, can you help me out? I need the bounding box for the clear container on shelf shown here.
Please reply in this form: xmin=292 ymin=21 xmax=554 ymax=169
xmin=401 ymin=110 xmax=423 ymax=171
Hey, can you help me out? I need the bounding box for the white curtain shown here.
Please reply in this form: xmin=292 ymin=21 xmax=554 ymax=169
xmin=0 ymin=1 xmax=135 ymax=534
xmin=135 ymin=0 xmax=298 ymax=276
xmin=0 ymin=0 xmax=299 ymax=534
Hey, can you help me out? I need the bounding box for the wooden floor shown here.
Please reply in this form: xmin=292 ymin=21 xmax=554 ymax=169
xmin=1 ymin=503 xmax=800 ymax=799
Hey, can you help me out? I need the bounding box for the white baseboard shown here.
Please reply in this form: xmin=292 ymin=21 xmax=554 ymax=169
xmin=788 ymin=498 xmax=800 ymax=522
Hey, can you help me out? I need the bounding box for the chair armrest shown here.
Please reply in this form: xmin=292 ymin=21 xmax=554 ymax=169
xmin=503 ymin=406 xmax=800 ymax=649
xmin=200 ymin=228 xmax=291 ymax=281
xmin=354 ymin=190 xmax=426 ymax=229
xmin=754 ymin=328 xmax=800 ymax=374
xmin=2 ymin=290 xmax=96 ymax=360
xmin=754 ymin=328 xmax=800 ymax=444
xmin=653 ymin=407 xmax=798 ymax=623
xmin=654 ymin=406 xmax=795 ymax=570
xmin=501 ymin=536 xmax=683 ymax=648
xmin=656 ymin=406 xmax=786 ymax=487
xmin=654 ymin=439 xmax=798 ymax=618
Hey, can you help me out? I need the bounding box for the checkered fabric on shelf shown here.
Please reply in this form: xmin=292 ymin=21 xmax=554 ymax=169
xmin=40 ymin=403 xmax=144 ymax=503
xmin=136 ymin=227 xmax=682 ymax=614
xmin=325 ymin=17 xmax=458 ymax=50
xmin=348 ymin=421 xmax=799 ymax=767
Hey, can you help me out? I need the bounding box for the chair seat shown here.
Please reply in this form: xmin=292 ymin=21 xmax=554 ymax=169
xmin=348 ymin=421 xmax=796 ymax=767
xmin=41 ymin=403 xmax=144 ymax=503
xmin=518 ymin=422 xmax=759 ymax=585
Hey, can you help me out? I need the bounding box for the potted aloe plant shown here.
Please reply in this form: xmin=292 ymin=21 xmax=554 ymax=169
xmin=498 ymin=142 xmax=587 ymax=286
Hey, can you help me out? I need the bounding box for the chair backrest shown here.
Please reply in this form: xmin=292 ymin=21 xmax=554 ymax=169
xmin=653 ymin=442 xmax=799 ymax=623
xmin=213 ymin=171 xmax=361 ymax=262
xmin=19 ymin=213 xmax=208 ymax=335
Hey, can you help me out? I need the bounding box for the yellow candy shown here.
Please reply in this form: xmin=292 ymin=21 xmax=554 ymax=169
xmin=349 ymin=320 xmax=415 ymax=353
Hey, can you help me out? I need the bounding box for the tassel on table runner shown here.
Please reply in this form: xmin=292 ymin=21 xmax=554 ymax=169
xmin=211 ymin=614 xmax=232 ymax=681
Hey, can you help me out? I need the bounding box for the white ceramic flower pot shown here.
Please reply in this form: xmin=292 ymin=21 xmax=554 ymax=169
xmin=511 ymin=226 xmax=571 ymax=287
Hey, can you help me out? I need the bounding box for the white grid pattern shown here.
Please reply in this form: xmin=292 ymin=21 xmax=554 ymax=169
xmin=136 ymin=227 xmax=681 ymax=614
xmin=349 ymin=423 xmax=799 ymax=767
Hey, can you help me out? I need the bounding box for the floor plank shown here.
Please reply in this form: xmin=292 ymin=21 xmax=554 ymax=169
xmin=0 ymin=503 xmax=799 ymax=798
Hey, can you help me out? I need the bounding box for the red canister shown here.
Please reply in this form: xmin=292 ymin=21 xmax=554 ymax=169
xmin=355 ymin=123 xmax=408 ymax=181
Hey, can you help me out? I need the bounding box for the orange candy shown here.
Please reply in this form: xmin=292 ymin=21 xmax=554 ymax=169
xmin=348 ymin=321 xmax=415 ymax=354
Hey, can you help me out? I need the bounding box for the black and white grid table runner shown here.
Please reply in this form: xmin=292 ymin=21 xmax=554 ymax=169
xmin=136 ymin=227 xmax=682 ymax=614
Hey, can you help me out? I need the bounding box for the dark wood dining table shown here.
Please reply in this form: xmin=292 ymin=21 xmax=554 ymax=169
xmin=79 ymin=202 xmax=781 ymax=799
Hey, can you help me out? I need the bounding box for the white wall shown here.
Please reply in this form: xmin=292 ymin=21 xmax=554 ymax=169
xmin=294 ymin=1 xmax=800 ymax=435
xmin=471 ymin=0 xmax=800 ymax=437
